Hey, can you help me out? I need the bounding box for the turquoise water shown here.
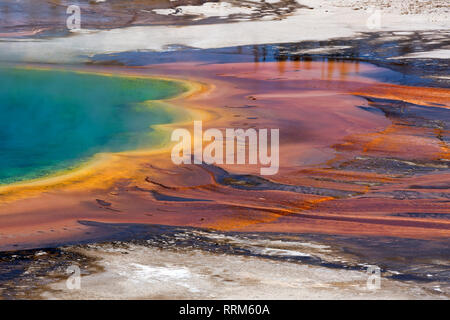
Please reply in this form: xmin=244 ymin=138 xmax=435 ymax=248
xmin=0 ymin=67 xmax=187 ymax=185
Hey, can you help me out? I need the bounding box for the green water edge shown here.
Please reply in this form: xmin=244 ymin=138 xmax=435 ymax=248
xmin=0 ymin=66 xmax=190 ymax=186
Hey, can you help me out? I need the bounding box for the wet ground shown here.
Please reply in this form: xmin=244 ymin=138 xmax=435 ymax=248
xmin=0 ymin=0 xmax=448 ymax=300
xmin=0 ymin=57 xmax=448 ymax=298
xmin=1 ymin=222 xmax=448 ymax=299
